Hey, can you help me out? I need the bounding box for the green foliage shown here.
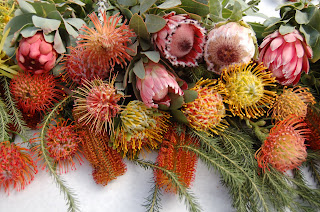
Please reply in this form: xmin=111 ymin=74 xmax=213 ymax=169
xmin=143 ymin=180 xmax=163 ymax=212
xmin=0 ymin=97 xmax=10 ymax=141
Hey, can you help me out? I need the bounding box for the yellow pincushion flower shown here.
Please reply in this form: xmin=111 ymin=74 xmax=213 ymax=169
xmin=270 ymin=86 xmax=315 ymax=121
xmin=221 ymin=62 xmax=276 ymax=119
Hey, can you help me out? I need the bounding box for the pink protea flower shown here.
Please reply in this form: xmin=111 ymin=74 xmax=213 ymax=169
xmin=255 ymin=116 xmax=309 ymax=172
xmin=16 ymin=32 xmax=57 ymax=74
xmin=259 ymin=30 xmax=313 ymax=85
xmin=136 ymin=61 xmax=184 ymax=108
xmin=152 ymin=12 xmax=206 ymax=67
xmin=204 ymin=21 xmax=256 ymax=74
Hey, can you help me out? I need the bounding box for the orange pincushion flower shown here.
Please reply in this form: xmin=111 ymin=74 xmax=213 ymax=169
xmin=305 ymin=106 xmax=320 ymax=150
xmin=0 ymin=141 xmax=37 ymax=194
xmin=10 ymin=72 xmax=64 ymax=115
xmin=255 ymin=116 xmax=309 ymax=172
xmin=155 ymin=125 xmax=198 ymax=193
xmin=77 ymin=11 xmax=135 ymax=72
xmin=270 ymin=86 xmax=315 ymax=121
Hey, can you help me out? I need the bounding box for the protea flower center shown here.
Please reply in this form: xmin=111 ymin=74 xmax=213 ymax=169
xmin=169 ymin=24 xmax=194 ymax=58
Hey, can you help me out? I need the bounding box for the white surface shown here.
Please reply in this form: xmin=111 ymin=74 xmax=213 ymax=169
xmin=1 ymin=1 xmax=285 ymax=211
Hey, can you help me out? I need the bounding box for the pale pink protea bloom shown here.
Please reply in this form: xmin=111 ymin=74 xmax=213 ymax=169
xmin=152 ymin=12 xmax=206 ymax=67
xmin=136 ymin=61 xmax=184 ymax=108
xmin=259 ymin=30 xmax=313 ymax=85
xmin=204 ymin=22 xmax=256 ymax=74
xmin=16 ymin=32 xmax=57 ymax=74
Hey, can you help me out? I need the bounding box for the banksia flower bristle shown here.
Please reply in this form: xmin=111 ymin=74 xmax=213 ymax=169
xmin=31 ymin=119 xmax=83 ymax=174
xmin=75 ymin=123 xmax=126 ymax=186
xmin=255 ymin=116 xmax=309 ymax=172
xmin=221 ymin=62 xmax=277 ymax=119
xmin=112 ymin=101 xmax=170 ymax=158
xmin=73 ymin=78 xmax=123 ymax=134
xmin=77 ymin=11 xmax=135 ymax=71
xmin=155 ymin=125 xmax=198 ymax=193
xmin=0 ymin=141 xmax=37 ymax=194
xmin=61 ymin=47 xmax=109 ymax=85
xmin=270 ymin=86 xmax=315 ymax=121
xmin=305 ymin=106 xmax=320 ymax=150
xmin=10 ymin=72 xmax=64 ymax=115
xmin=182 ymin=79 xmax=227 ymax=134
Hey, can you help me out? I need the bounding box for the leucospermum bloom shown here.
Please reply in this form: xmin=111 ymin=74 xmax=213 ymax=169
xmin=136 ymin=61 xmax=184 ymax=108
xmin=77 ymin=11 xmax=135 ymax=72
xmin=152 ymin=12 xmax=206 ymax=67
xmin=0 ymin=141 xmax=37 ymax=194
xmin=255 ymin=116 xmax=309 ymax=172
xmin=221 ymin=62 xmax=277 ymax=119
xmin=204 ymin=21 xmax=257 ymax=74
xmin=31 ymin=119 xmax=83 ymax=174
xmin=10 ymin=72 xmax=64 ymax=115
xmin=259 ymin=30 xmax=313 ymax=85
xmin=73 ymin=78 xmax=123 ymax=134
xmin=112 ymin=101 xmax=170 ymax=158
xmin=270 ymin=86 xmax=315 ymax=121
xmin=182 ymin=79 xmax=227 ymax=134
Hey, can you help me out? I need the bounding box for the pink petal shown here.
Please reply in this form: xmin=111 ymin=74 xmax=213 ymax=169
xmin=259 ymin=37 xmax=272 ymax=49
xmin=302 ymin=54 xmax=310 ymax=74
xmin=29 ymin=40 xmax=41 ymax=59
xmin=26 ymin=33 xmax=41 ymax=44
xmin=294 ymin=57 xmax=303 ymax=76
xmin=295 ymin=41 xmax=304 ymax=58
xmin=39 ymin=42 xmax=53 ymax=55
xmin=19 ymin=42 xmax=30 ymax=56
xmin=272 ymin=66 xmax=284 ymax=78
xmin=283 ymin=56 xmax=297 ymax=78
xmin=39 ymin=53 xmax=52 ymax=65
xmin=281 ymin=42 xmax=295 ymax=65
xmin=270 ymin=37 xmax=284 ymax=51
xmin=283 ymin=33 xmax=297 ymax=43
xmin=44 ymin=58 xmax=55 ymax=71
xmin=264 ymin=47 xmax=278 ymax=66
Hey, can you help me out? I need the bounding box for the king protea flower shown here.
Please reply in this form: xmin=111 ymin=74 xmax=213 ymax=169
xmin=136 ymin=61 xmax=184 ymax=108
xmin=152 ymin=12 xmax=206 ymax=67
xmin=259 ymin=30 xmax=313 ymax=85
xmin=204 ymin=21 xmax=257 ymax=74
xmin=0 ymin=141 xmax=37 ymax=194
xmin=255 ymin=116 xmax=309 ymax=172
xmin=16 ymin=32 xmax=57 ymax=74
xmin=77 ymin=11 xmax=135 ymax=72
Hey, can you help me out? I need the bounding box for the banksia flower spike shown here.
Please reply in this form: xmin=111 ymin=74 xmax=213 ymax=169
xmin=259 ymin=30 xmax=313 ymax=85
xmin=136 ymin=61 xmax=184 ymax=108
xmin=0 ymin=141 xmax=37 ymax=194
xmin=182 ymin=79 xmax=227 ymax=135
xmin=10 ymin=72 xmax=64 ymax=115
xmin=270 ymin=86 xmax=315 ymax=121
xmin=112 ymin=100 xmax=170 ymax=158
xmin=221 ymin=62 xmax=277 ymax=119
xmin=77 ymin=11 xmax=135 ymax=72
xmin=255 ymin=116 xmax=309 ymax=172
xmin=155 ymin=125 xmax=198 ymax=193
xmin=31 ymin=119 xmax=83 ymax=174
xmin=73 ymin=78 xmax=123 ymax=134
xmin=305 ymin=106 xmax=320 ymax=150
xmin=204 ymin=21 xmax=257 ymax=74
xmin=16 ymin=32 xmax=57 ymax=74
xmin=152 ymin=11 xmax=206 ymax=67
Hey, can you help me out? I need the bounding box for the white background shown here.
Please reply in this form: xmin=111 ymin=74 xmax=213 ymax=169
xmin=1 ymin=1 xmax=306 ymax=212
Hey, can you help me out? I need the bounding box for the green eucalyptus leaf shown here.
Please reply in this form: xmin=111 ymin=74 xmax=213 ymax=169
xmin=279 ymin=24 xmax=295 ymax=35
xmin=32 ymin=16 xmax=61 ymax=34
xmin=180 ymin=0 xmax=209 ymax=17
xmin=158 ymin=0 xmax=181 ymax=9
xmin=295 ymin=10 xmax=309 ymax=25
xmin=145 ymin=14 xmax=166 ymax=33
xmin=53 ymin=30 xmax=66 ymax=54
xmin=133 ymin=58 xmax=145 ymax=79
xmin=47 ymin=10 xmax=63 ymax=20
xmin=169 ymin=93 xmax=184 ymax=110
xmin=4 ymin=14 xmax=34 ymax=36
xmin=140 ymin=0 xmax=157 ymax=14
xmin=127 ymin=40 xmax=139 ymax=56
xmin=307 ymin=7 xmax=320 ymax=32
xmin=222 ymin=8 xmax=232 ymax=19
xmin=131 ymin=5 xmax=140 ymax=15
xmin=30 ymin=1 xmax=57 ymax=17
xmin=129 ymin=14 xmax=150 ymax=40
xmin=65 ymin=18 xmax=86 ymax=30
xmin=183 ymin=90 xmax=198 ymax=103
xmin=17 ymin=0 xmax=36 ymax=14
xmin=52 ymin=63 xmax=64 ymax=76
xmin=210 ymin=14 xmax=225 ymax=23
xmin=140 ymin=39 xmax=151 ymax=51
xmin=158 ymin=104 xmax=170 ymax=111
xmin=20 ymin=26 xmax=41 ymax=38
xmin=248 ymin=22 xmax=266 ymax=40
xmin=229 ymin=1 xmax=242 ymax=22
xmin=171 ymin=109 xmax=189 ymax=124
xmin=43 ymin=32 xmax=55 ymax=43
xmin=70 ymin=0 xmax=85 ymax=6
xmin=11 ymin=23 xmax=33 ymax=44
xmin=119 ymin=7 xmax=133 ymax=20
xmin=64 ymin=21 xmax=78 ymax=38
xmin=263 ymin=17 xmax=281 ymax=27
xmin=141 ymin=51 xmax=160 ymax=63
xmin=299 ymin=25 xmax=320 ymax=63
xmin=117 ymin=0 xmax=137 ymax=6
xmin=209 ymin=0 xmax=221 ymax=17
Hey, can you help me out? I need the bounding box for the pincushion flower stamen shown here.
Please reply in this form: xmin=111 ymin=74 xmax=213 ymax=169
xmin=220 ymin=62 xmax=277 ymax=119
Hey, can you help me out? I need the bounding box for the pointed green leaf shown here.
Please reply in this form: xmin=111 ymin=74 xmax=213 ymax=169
xmin=140 ymin=0 xmax=157 ymax=14
xmin=209 ymin=0 xmax=222 ymax=17
xmin=183 ymin=90 xmax=198 ymax=103
xmin=65 ymin=18 xmax=86 ymax=30
xmin=279 ymin=24 xmax=295 ymax=35
xmin=180 ymin=0 xmax=209 ymax=17
xmin=20 ymin=26 xmax=41 ymax=38
xmin=129 ymin=14 xmax=150 ymax=40
xmin=17 ymin=0 xmax=36 ymax=14
xmin=141 ymin=51 xmax=160 ymax=63
xmin=53 ymin=30 xmax=66 ymax=54
xmin=229 ymin=1 xmax=242 ymax=22
xmin=44 ymin=32 xmax=55 ymax=43
xmin=299 ymin=25 xmax=320 ymax=63
xmin=4 ymin=14 xmax=34 ymax=36
xmin=145 ymin=14 xmax=166 ymax=33
xmin=32 ymin=16 xmax=61 ymax=34
xmin=64 ymin=21 xmax=78 ymax=38
xmin=133 ymin=58 xmax=145 ymax=79
xmin=171 ymin=109 xmax=189 ymax=124
xmin=30 ymin=1 xmax=57 ymax=17
xmin=295 ymin=9 xmax=312 ymax=25
xmin=118 ymin=0 xmax=137 ymax=6
xmin=169 ymin=93 xmax=184 ymax=110
xmin=158 ymin=0 xmax=181 ymax=9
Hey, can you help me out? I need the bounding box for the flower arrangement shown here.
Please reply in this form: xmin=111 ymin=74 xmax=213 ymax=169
xmin=1 ymin=0 xmax=320 ymax=211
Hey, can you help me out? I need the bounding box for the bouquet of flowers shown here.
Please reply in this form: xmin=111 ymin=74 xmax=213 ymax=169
xmin=1 ymin=0 xmax=320 ymax=211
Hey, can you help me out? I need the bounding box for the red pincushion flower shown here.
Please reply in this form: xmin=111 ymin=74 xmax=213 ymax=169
xmin=152 ymin=12 xmax=206 ymax=67
xmin=16 ymin=32 xmax=57 ymax=74
xmin=255 ymin=116 xmax=309 ymax=172
xmin=0 ymin=141 xmax=37 ymax=194
xmin=10 ymin=72 xmax=64 ymax=115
